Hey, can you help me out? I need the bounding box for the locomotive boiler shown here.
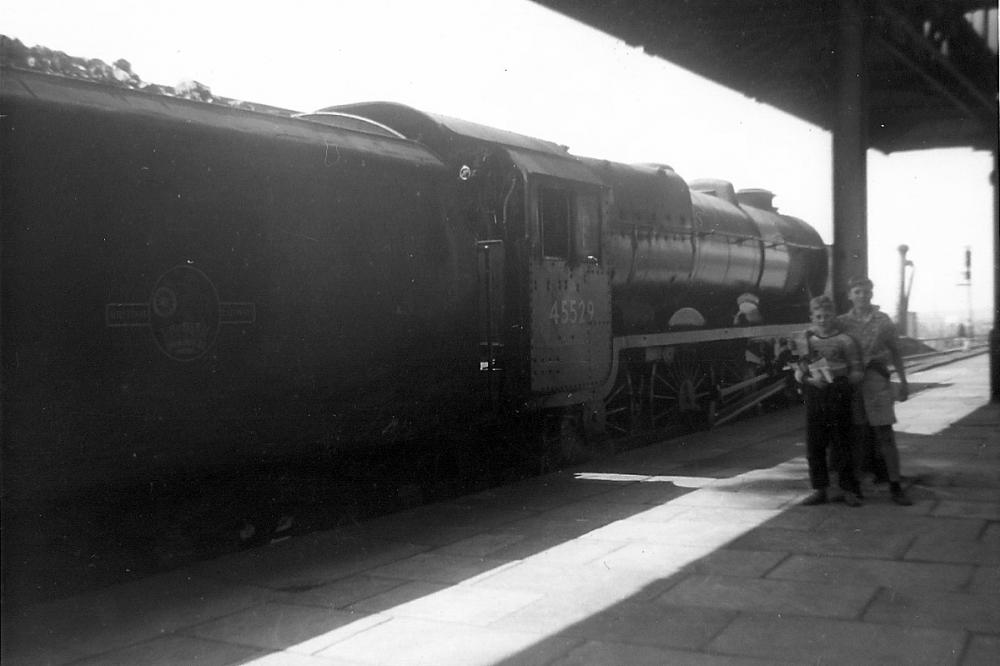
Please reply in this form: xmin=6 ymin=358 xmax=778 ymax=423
xmin=1 ymin=64 xmax=827 ymax=499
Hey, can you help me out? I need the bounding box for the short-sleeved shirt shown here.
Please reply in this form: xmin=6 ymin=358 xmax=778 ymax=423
xmin=836 ymin=307 xmax=897 ymax=365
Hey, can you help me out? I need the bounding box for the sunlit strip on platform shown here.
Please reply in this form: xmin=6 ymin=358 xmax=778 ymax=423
xmin=244 ymin=458 xmax=808 ymax=664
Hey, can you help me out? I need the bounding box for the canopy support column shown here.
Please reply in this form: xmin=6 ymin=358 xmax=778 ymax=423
xmin=831 ymin=0 xmax=869 ymax=311
xmin=991 ymin=148 xmax=999 ymax=402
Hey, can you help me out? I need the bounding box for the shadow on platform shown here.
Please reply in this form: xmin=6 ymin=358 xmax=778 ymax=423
xmin=4 ymin=389 xmax=998 ymax=665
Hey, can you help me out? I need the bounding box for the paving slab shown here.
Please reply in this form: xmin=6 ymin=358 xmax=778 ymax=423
xmin=816 ymin=510 xmax=986 ymax=542
xmin=486 ymin=588 xmax=646 ymax=636
xmin=581 ymin=514 xmax=762 ymax=548
xmin=463 ymin=474 xmax=625 ymax=511
xmin=599 ymin=501 xmax=695 ymax=524
xmin=766 ymin=553 xmax=974 ymax=591
xmin=583 ymin=477 xmax=696 ymax=505
xmin=182 ymin=602 xmax=380 ymax=655
xmin=969 ymin=564 xmax=1000 ymax=594
xmin=909 ymin=481 xmax=1000 ymax=503
xmin=527 ymin=501 xmax=647 ymax=532
xmin=747 ymin=505 xmax=835 ymax=530
xmin=468 ymin=558 xmax=665 ymax=600
xmin=69 ymin=635 xmax=265 ymax=666
xmin=932 ymin=499 xmax=1000 ymax=520
xmin=863 ymin=588 xmax=1000 ymax=633
xmin=189 ymin=533 xmax=429 ymax=589
xmin=364 ymin=551 xmax=510 ymax=584
xmin=728 ymin=525 xmax=915 ymax=559
xmin=668 ymin=487 xmax=801 ymax=510
xmin=314 ymin=616 xmax=576 ymax=666
xmin=506 ymin=534 xmax=626 ymax=565
xmin=985 ymin=523 xmax=1000 ymax=547
xmin=229 ymin=652 xmax=371 ymax=666
xmin=548 ymin=600 xmax=737 ymax=651
xmin=3 ymin=569 xmax=268 ymax=659
xmin=709 ymin=613 xmax=966 ymax=665
xmin=348 ymin=580 xmax=542 ymax=625
xmin=656 ymin=574 xmax=876 ymax=618
xmin=548 ymin=641 xmax=784 ymax=666
xmin=266 ymin=574 xmax=410 ymax=609
xmin=657 ymin=506 xmax=786 ymax=526
xmin=433 ymin=531 xmax=529 ymax=558
xmin=904 ymin=536 xmax=1000 ymax=565
xmin=962 ymin=634 xmax=1000 ymax=666
xmin=595 ymin=542 xmax=787 ymax=578
xmin=342 ymin=579 xmax=449 ymax=611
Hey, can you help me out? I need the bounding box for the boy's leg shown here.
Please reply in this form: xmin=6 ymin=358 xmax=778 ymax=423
xmin=834 ymin=381 xmax=862 ymax=506
xmin=866 ymin=426 xmax=890 ymax=482
xmin=873 ymin=425 xmax=901 ymax=480
xmin=873 ymin=425 xmax=913 ymax=505
xmin=802 ymin=388 xmax=830 ymax=505
xmin=805 ymin=428 xmax=830 ymax=488
xmin=858 ymin=370 xmax=891 ymax=482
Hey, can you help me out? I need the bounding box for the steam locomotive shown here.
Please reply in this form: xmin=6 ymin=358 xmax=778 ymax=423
xmin=1 ymin=66 xmax=826 ymax=497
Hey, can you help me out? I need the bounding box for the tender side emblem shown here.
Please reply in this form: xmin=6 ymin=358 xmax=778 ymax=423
xmin=106 ymin=265 xmax=255 ymax=362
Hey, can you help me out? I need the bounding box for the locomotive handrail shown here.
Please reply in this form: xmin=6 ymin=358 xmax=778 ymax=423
xmin=292 ymin=111 xmax=407 ymax=139
xmin=692 ymin=227 xmax=822 ymax=250
xmin=612 ymin=222 xmax=695 ymax=235
xmin=610 ymin=222 xmax=821 ymax=251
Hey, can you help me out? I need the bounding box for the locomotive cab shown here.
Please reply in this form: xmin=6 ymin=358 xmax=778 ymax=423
xmin=321 ymin=103 xmax=615 ymax=414
xmin=469 ymin=150 xmax=615 ymax=412
xmin=524 ymin=169 xmax=612 ymax=408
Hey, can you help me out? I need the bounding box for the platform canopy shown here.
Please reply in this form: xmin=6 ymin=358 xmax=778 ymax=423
xmin=532 ymin=0 xmax=998 ymax=153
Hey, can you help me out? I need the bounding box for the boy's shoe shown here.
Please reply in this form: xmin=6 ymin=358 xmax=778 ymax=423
xmin=843 ymin=491 xmax=863 ymax=507
xmin=800 ymin=490 xmax=828 ymax=506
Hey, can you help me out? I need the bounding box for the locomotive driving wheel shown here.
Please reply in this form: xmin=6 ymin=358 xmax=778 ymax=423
xmin=648 ymin=349 xmax=713 ymax=428
xmin=603 ymin=364 xmax=643 ymax=435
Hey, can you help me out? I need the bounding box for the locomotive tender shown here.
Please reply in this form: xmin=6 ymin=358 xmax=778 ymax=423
xmin=1 ymin=66 xmax=826 ymax=496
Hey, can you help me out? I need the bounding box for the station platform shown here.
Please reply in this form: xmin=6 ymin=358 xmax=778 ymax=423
xmin=4 ymin=354 xmax=998 ymax=666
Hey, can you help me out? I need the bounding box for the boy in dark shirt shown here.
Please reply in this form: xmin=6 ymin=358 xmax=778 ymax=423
xmin=795 ymin=296 xmax=865 ymax=506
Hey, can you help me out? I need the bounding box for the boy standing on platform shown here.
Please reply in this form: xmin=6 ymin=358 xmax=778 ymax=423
xmin=837 ymin=276 xmax=914 ymax=505
xmin=795 ymin=295 xmax=865 ymax=506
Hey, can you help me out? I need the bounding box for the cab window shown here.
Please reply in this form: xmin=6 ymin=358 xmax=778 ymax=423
xmin=575 ymin=191 xmax=600 ymax=261
xmin=539 ymin=186 xmax=570 ymax=259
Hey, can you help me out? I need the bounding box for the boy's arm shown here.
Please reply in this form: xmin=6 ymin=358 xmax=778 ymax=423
xmin=794 ymin=330 xmax=826 ymax=388
xmin=845 ymin=333 xmax=865 ymax=384
xmin=885 ymin=324 xmax=909 ymax=401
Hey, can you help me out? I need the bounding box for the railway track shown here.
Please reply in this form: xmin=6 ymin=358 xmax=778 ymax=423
xmin=903 ymin=345 xmax=989 ymax=374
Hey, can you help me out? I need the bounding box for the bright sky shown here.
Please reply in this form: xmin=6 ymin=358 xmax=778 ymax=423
xmin=2 ymin=0 xmax=994 ymax=325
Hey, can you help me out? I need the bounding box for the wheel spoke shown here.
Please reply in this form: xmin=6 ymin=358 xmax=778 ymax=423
xmin=604 ymin=366 xmax=640 ymax=435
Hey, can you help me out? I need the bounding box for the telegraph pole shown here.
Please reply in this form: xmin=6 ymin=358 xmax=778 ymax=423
xmin=897 ymin=244 xmax=910 ymax=336
xmin=961 ymin=247 xmax=973 ymax=339
xmin=991 ymin=150 xmax=999 ymax=402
